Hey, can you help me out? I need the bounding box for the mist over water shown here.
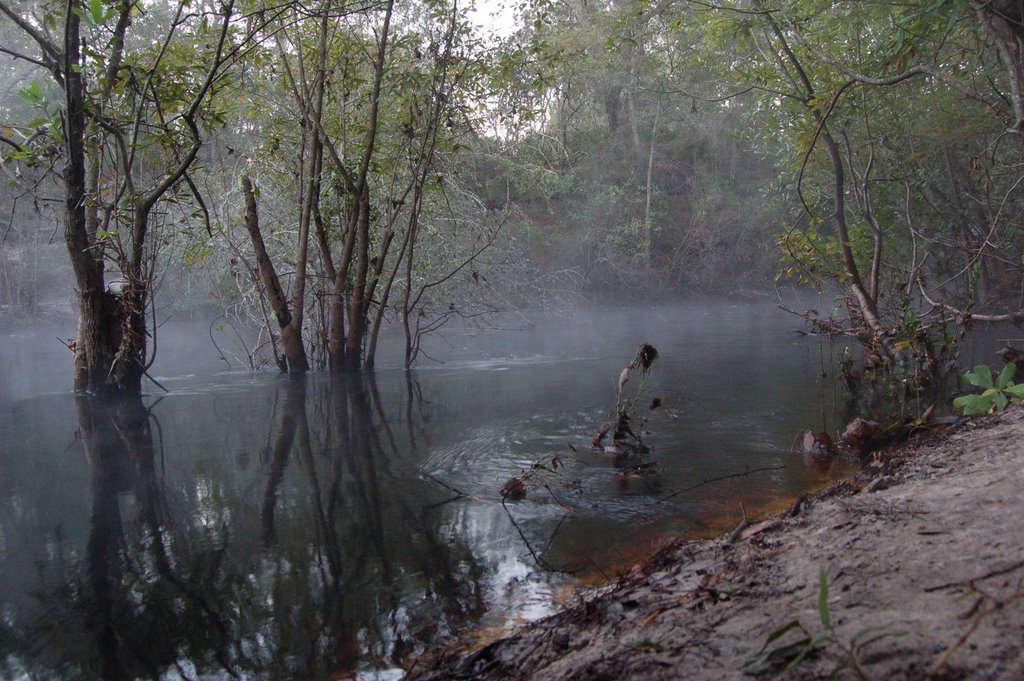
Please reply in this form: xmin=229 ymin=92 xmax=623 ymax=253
xmin=0 ymin=300 xmax=998 ymax=679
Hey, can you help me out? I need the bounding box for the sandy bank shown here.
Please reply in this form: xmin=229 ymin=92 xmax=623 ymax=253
xmin=406 ymin=406 xmax=1024 ymax=680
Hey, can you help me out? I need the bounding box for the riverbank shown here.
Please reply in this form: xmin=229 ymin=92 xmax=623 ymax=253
xmin=406 ymin=406 xmax=1024 ymax=680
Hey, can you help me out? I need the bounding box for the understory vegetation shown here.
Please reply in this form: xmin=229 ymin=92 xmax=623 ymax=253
xmin=3 ymin=0 xmax=1024 ymax=389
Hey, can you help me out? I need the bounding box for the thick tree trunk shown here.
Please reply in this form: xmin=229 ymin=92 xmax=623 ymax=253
xmin=327 ymin=288 xmax=347 ymax=369
xmin=64 ymin=7 xmax=124 ymax=395
xmin=327 ymin=190 xmax=361 ymax=370
xmin=344 ymin=189 xmax=371 ymax=370
xmin=8 ymin=0 xmax=232 ymax=393
xmin=324 ymin=175 xmax=361 ymax=370
xmin=108 ymin=206 xmax=152 ymax=394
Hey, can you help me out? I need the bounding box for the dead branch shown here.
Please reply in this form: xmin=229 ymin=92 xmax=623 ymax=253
xmin=658 ymin=465 xmax=786 ymax=503
xmin=724 ymin=502 xmax=750 ymax=546
xmin=501 ymin=496 xmax=574 ymax=574
xmin=929 ymin=587 xmax=1024 ymax=677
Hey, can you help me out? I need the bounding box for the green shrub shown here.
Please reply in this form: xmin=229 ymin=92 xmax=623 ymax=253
xmin=952 ymin=363 xmax=1024 ymax=415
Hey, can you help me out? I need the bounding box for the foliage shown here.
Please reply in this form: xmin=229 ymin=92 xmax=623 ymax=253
xmin=4 ymin=0 xmax=1024 ymax=381
xmin=688 ymin=0 xmax=1024 ymax=373
xmin=953 ymin=364 xmax=1024 ymax=415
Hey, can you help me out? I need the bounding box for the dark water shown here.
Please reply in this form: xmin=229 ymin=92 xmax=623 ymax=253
xmin=0 ymin=302 xmax=977 ymax=679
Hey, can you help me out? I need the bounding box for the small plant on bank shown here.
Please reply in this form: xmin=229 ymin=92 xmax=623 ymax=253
xmin=952 ymin=363 xmax=1024 ymax=415
xmin=745 ymin=568 xmax=904 ymax=679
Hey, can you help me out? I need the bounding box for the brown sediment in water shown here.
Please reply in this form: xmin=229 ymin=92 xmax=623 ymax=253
xmin=409 ymin=457 xmax=854 ymax=661
xmin=405 ymin=407 xmax=1024 ymax=680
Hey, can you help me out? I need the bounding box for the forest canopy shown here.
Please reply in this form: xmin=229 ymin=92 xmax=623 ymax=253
xmin=2 ymin=0 xmax=1024 ymax=391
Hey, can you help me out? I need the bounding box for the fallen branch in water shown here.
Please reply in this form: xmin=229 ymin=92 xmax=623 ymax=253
xmin=418 ymin=469 xmax=469 ymax=499
xmin=658 ymin=465 xmax=787 ymax=503
xmin=502 ymin=496 xmax=575 ymax=574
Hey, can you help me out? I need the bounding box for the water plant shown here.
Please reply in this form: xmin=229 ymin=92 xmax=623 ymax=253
xmin=593 ymin=342 xmax=659 ymax=452
xmin=952 ymin=363 xmax=1024 ymax=415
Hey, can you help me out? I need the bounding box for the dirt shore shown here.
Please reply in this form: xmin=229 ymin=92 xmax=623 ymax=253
xmin=406 ymin=406 xmax=1024 ymax=680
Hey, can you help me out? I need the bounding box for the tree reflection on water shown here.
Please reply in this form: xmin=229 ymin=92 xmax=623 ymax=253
xmin=2 ymin=373 xmax=486 ymax=680
xmin=1 ymin=306 xmax=884 ymax=680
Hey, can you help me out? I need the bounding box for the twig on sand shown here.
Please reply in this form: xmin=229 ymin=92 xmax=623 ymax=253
xmin=725 ymin=502 xmax=750 ymax=546
xmin=930 ymin=585 xmax=1024 ymax=677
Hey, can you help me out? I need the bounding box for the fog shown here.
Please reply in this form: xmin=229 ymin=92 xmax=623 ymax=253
xmin=0 ymin=299 xmax=876 ymax=676
xmin=4 ymin=0 xmax=1024 ymax=674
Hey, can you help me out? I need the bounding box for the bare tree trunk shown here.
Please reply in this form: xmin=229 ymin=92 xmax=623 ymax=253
xmin=321 ymin=0 xmax=394 ymax=372
xmin=765 ymin=13 xmax=898 ymax=362
xmin=241 ymin=175 xmax=308 ymax=371
xmin=287 ymin=136 xmax=318 ymax=372
xmin=344 ymin=188 xmax=371 ymax=370
xmin=327 ymin=187 xmax=358 ymax=369
xmin=973 ymin=1 xmax=1024 ymax=130
xmin=625 ymin=89 xmax=644 ymax=177
xmin=401 ymin=215 xmax=418 ymax=369
xmin=644 ymin=105 xmax=659 ymax=268
xmin=367 ymin=204 xmax=414 ymax=368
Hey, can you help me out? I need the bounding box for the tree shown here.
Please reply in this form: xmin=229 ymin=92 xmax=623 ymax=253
xmin=224 ymin=0 xmax=504 ymax=372
xmin=0 ymin=0 xmax=260 ymax=393
xmin=675 ymin=0 xmax=1024 ymax=375
xmin=465 ymin=0 xmax=781 ymax=298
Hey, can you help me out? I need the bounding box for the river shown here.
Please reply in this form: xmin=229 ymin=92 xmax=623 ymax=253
xmin=0 ymin=301 xmax=959 ymax=679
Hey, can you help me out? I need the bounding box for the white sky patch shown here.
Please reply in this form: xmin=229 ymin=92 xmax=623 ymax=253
xmin=467 ymin=0 xmax=521 ymax=40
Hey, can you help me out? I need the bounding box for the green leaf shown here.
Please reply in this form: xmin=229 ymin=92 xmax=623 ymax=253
xmin=90 ymin=0 xmax=106 ymax=26
xmin=851 ymin=624 xmax=892 ymax=644
xmin=952 ymin=394 xmax=976 ymax=409
xmin=18 ymin=80 xmax=44 ymax=104
xmin=993 ymin=391 xmax=1008 ymax=412
xmin=784 ymin=633 xmax=829 ymax=671
xmin=954 ymin=393 xmax=992 ymax=416
xmin=852 ymin=621 xmax=908 ymax=646
xmin=996 ymin=363 xmax=1017 ymax=390
xmin=968 ymin=402 xmax=991 ymax=416
xmin=744 ymin=620 xmax=813 ymax=673
xmin=1004 ymin=384 xmax=1024 ymax=398
xmin=749 ymin=619 xmax=804 ymax=657
xmin=818 ymin=568 xmax=831 ymax=628
xmin=70 ymin=5 xmax=95 ymax=28
xmin=964 ymin=365 xmax=994 ymax=389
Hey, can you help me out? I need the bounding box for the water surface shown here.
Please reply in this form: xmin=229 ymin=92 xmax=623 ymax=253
xmin=1 ymin=303 xmax=876 ymax=679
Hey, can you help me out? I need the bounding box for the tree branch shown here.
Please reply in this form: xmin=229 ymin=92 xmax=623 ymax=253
xmin=0 ymin=0 xmax=63 ymax=74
